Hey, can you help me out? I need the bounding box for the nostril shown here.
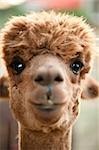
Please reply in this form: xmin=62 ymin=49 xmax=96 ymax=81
xmin=54 ymin=74 xmax=64 ymax=82
xmin=34 ymin=75 xmax=44 ymax=83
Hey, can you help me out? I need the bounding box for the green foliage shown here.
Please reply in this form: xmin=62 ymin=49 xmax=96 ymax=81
xmin=61 ymin=9 xmax=89 ymax=19
xmin=0 ymin=5 xmax=26 ymax=28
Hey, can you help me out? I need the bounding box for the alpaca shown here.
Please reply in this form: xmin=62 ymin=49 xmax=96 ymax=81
xmin=0 ymin=11 xmax=98 ymax=150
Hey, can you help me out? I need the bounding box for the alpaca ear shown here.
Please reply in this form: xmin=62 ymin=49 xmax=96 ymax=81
xmin=0 ymin=76 xmax=9 ymax=98
xmin=81 ymin=76 xmax=99 ymax=99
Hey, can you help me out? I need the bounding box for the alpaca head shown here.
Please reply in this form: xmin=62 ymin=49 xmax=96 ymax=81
xmin=0 ymin=11 xmax=97 ymax=133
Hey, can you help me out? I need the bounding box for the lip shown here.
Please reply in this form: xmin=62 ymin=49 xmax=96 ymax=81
xmin=29 ymin=101 xmax=66 ymax=123
xmin=30 ymin=101 xmax=66 ymax=112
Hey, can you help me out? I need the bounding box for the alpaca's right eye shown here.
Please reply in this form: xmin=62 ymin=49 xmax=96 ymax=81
xmin=10 ymin=57 xmax=25 ymax=74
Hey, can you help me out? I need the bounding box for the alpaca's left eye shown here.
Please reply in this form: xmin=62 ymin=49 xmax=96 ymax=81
xmin=70 ymin=60 xmax=84 ymax=75
xmin=10 ymin=57 xmax=25 ymax=74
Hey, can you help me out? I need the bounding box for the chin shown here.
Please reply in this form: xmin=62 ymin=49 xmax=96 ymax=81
xmin=27 ymin=100 xmax=66 ymax=125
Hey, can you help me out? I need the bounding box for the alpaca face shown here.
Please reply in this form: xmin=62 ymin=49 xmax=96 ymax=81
xmin=1 ymin=11 xmax=95 ymax=132
xmin=7 ymin=53 xmax=88 ymax=131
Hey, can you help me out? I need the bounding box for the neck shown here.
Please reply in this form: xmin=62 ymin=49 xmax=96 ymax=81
xmin=19 ymin=125 xmax=72 ymax=150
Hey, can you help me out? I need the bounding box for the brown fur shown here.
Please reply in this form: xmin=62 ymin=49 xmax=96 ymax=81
xmin=0 ymin=76 xmax=9 ymax=98
xmin=0 ymin=11 xmax=96 ymax=150
xmin=81 ymin=76 xmax=99 ymax=99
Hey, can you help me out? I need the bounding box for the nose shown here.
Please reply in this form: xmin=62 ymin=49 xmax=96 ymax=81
xmin=34 ymin=66 xmax=64 ymax=86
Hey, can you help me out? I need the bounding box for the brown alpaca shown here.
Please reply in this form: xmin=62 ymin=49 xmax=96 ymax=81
xmin=0 ymin=11 xmax=99 ymax=150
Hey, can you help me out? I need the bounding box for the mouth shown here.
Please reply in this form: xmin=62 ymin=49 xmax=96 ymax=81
xmin=29 ymin=100 xmax=66 ymax=123
xmin=31 ymin=100 xmax=66 ymax=112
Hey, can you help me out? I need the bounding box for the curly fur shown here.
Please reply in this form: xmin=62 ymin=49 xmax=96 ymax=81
xmin=1 ymin=11 xmax=94 ymax=68
xmin=0 ymin=11 xmax=96 ymax=150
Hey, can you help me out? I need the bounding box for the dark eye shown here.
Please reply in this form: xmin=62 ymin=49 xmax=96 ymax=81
xmin=10 ymin=57 xmax=25 ymax=74
xmin=70 ymin=60 xmax=84 ymax=75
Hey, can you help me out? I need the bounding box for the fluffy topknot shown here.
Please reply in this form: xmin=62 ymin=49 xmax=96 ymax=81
xmin=0 ymin=11 xmax=95 ymax=66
